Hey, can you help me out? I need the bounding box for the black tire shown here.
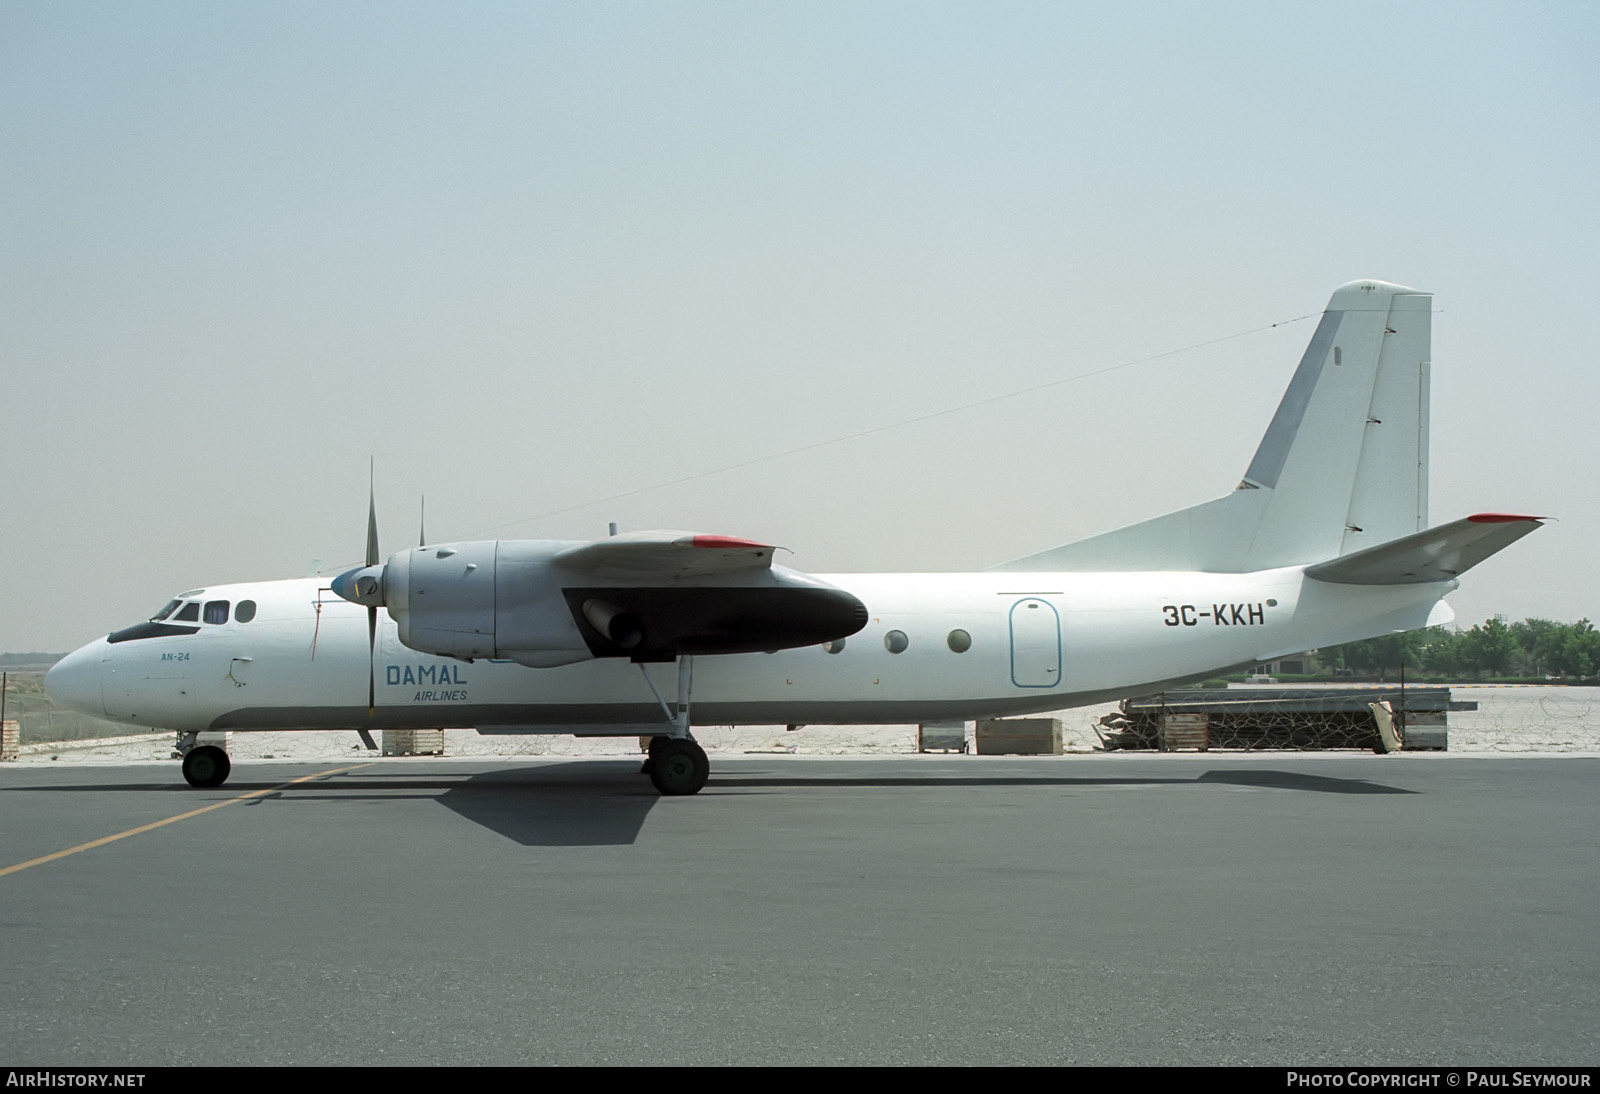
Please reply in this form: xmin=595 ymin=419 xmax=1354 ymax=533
xmin=641 ymin=735 xmax=664 ymax=775
xmin=181 ymin=745 xmax=231 ymax=788
xmin=648 ymin=738 xmax=709 ymax=796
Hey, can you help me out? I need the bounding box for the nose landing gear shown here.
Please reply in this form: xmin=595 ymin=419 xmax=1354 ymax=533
xmin=176 ymin=733 xmax=231 ymax=788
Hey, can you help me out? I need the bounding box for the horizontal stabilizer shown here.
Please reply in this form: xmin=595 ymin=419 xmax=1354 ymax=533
xmin=1304 ymin=514 xmax=1544 ymax=586
xmin=557 ymin=531 xmax=778 ymax=578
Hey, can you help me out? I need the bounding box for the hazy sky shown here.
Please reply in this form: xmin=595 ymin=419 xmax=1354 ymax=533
xmin=3 ymin=2 xmax=1596 ymax=653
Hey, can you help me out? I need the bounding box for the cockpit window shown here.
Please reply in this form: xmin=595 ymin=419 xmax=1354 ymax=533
xmin=235 ymin=600 xmax=257 ymax=623
xmin=203 ymin=600 xmax=230 ymax=625
xmin=150 ymin=599 xmax=181 ymax=622
xmin=173 ymin=602 xmax=200 ymax=623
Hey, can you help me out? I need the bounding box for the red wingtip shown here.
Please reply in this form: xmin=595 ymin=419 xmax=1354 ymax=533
xmin=1467 ymin=513 xmax=1546 ymax=524
xmin=690 ymin=535 xmax=773 ymax=549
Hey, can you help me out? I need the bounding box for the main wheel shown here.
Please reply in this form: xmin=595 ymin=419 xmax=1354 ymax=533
xmin=648 ymin=738 xmax=709 ymax=796
xmin=181 ymin=744 xmax=231 ymax=788
xmin=641 ymin=735 xmax=664 ymax=775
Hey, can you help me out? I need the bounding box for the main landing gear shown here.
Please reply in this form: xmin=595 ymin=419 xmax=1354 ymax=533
xmin=176 ymin=733 xmax=231 ymax=788
xmin=643 ymin=735 xmax=710 ymax=796
xmin=636 ymin=655 xmax=711 ymax=796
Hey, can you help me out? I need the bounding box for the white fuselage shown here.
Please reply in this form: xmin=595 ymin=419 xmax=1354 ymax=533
xmin=45 ymin=568 xmax=1452 ymax=736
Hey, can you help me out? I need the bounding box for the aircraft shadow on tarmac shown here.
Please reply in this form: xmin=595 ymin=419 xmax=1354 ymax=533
xmin=243 ymin=763 xmax=665 ymax=847
xmin=238 ymin=764 xmax=1419 ymax=846
xmin=1 ymin=763 xmax=1415 ymax=849
xmin=0 ymin=764 xmax=663 ymax=849
xmin=434 ymin=763 xmax=1417 ymax=845
xmin=431 ymin=764 xmax=660 ymax=846
xmin=707 ymin=768 xmax=1417 ymax=796
xmin=1193 ymin=769 xmax=1417 ymax=794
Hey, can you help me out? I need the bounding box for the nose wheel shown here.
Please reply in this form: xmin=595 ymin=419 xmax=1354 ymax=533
xmin=181 ymin=744 xmax=231 ymax=788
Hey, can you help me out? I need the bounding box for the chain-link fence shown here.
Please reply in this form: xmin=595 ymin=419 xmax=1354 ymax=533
xmin=1441 ymin=686 xmax=1600 ymax=752
xmin=1092 ymin=687 xmax=1445 ymax=751
xmin=2 ymin=672 xmax=147 ymax=745
xmin=1080 ymin=685 xmax=1600 ymax=753
xmin=5 ymin=676 xmax=1598 ymax=758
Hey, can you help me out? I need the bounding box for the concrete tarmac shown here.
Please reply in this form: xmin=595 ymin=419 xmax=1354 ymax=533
xmin=1 ymin=753 xmax=1596 ymax=1066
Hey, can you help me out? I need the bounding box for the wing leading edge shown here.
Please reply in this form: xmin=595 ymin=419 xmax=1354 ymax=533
xmin=556 ymin=531 xmax=779 ymax=578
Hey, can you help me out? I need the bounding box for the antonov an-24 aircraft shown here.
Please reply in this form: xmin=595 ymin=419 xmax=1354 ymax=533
xmin=46 ymin=280 xmax=1543 ymax=795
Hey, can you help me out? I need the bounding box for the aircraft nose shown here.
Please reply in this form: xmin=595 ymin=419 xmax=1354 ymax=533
xmin=44 ymin=644 xmax=105 ymax=717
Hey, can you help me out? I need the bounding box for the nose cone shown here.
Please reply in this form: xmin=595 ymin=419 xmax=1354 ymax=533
xmin=45 ymin=643 xmax=106 ymax=717
xmin=331 ymin=563 xmax=386 ymax=607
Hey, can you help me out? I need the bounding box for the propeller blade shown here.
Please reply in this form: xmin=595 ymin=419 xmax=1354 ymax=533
xmin=365 ymin=462 xmax=380 ymax=716
xmin=366 ymin=463 xmax=380 ymax=568
xmin=419 ymin=495 xmax=426 ymax=549
xmin=368 ymin=605 xmax=378 ymax=715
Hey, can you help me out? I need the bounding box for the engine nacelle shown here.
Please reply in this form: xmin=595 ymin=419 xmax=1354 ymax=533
xmin=367 ymin=539 xmax=868 ymax=668
xmin=580 ymin=599 xmax=644 ymax=649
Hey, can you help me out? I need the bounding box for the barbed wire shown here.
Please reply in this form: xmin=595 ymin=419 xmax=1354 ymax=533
xmin=8 ymin=684 xmax=1599 ymax=756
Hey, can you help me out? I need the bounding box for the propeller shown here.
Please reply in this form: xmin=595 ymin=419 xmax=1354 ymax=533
xmin=331 ymin=465 xmax=385 ymax=716
xmin=331 ymin=476 xmax=431 ymax=717
xmin=363 ymin=469 xmax=379 ymax=715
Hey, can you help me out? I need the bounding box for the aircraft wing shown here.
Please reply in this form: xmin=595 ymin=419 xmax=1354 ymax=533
xmin=547 ymin=531 xmax=862 ymax=662
xmin=555 ymin=531 xmax=779 ymax=579
xmin=1304 ymin=514 xmax=1544 ymax=586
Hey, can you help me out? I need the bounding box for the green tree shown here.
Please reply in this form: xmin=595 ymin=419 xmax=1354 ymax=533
xmin=1547 ymin=619 xmax=1600 ymax=677
xmin=1510 ymin=618 xmax=1561 ymax=675
xmin=1322 ymin=618 xmax=1599 ymax=680
xmin=1419 ymin=628 xmax=1466 ymax=676
xmin=1327 ymin=630 xmax=1425 ymax=676
xmin=1459 ymin=617 xmax=1519 ymax=678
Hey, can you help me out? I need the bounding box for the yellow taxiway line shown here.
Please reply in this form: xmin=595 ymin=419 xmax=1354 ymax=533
xmin=0 ymin=764 xmax=372 ymax=879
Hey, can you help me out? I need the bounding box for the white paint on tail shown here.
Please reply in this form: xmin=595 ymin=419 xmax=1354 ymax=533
xmin=994 ymin=280 xmax=1432 ymax=573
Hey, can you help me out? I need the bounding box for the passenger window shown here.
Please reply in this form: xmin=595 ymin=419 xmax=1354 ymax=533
xmin=235 ymin=600 xmax=257 ymax=623
xmin=823 ymin=639 xmax=846 ymax=654
xmin=203 ymin=601 xmax=230 ymax=625
xmin=884 ymin=630 xmax=909 ymax=654
xmin=947 ymin=629 xmax=972 ymax=653
xmin=174 ymin=602 xmax=200 ymax=622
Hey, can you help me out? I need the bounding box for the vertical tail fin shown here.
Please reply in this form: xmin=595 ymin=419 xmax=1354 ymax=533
xmin=993 ymin=280 xmax=1432 ymax=573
